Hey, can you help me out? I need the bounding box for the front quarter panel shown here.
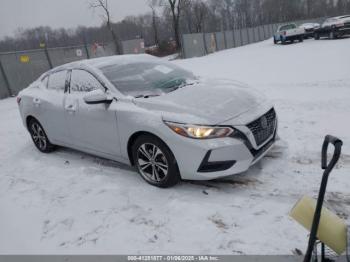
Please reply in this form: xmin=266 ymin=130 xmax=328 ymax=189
xmin=116 ymin=99 xmax=172 ymax=163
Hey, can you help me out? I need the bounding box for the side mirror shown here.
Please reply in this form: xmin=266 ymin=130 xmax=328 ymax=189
xmin=83 ymin=89 xmax=113 ymax=105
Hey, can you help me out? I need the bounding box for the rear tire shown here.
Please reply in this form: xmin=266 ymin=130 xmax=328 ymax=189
xmin=28 ymin=118 xmax=56 ymax=153
xmin=132 ymin=135 xmax=180 ymax=188
xmin=299 ymin=36 xmax=304 ymax=42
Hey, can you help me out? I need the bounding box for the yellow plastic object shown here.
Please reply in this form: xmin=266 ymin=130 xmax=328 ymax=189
xmin=19 ymin=55 xmax=30 ymax=63
xmin=290 ymin=195 xmax=347 ymax=255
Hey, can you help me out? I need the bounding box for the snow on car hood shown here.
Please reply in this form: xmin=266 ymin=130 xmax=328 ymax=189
xmin=134 ymin=78 xmax=267 ymax=125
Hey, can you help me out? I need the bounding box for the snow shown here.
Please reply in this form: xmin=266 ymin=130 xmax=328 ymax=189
xmin=161 ymin=53 xmax=180 ymax=61
xmin=1 ymin=38 xmax=350 ymax=255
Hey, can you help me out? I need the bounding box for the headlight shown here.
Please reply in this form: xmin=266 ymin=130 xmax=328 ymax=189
xmin=335 ymin=23 xmax=345 ymax=27
xmin=164 ymin=121 xmax=234 ymax=139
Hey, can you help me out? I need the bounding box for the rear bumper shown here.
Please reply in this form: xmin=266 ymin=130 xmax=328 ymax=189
xmin=275 ymin=34 xmax=304 ymax=42
xmin=285 ymin=34 xmax=304 ymax=41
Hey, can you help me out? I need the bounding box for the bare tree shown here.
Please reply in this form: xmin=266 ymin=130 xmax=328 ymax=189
xmin=182 ymin=2 xmax=195 ymax=33
xmin=4 ymin=0 xmax=350 ymax=53
xmin=148 ymin=0 xmax=160 ymax=46
xmin=223 ymin=0 xmax=235 ymax=30
xmin=192 ymin=0 xmax=208 ymax=33
xmin=166 ymin=0 xmax=188 ymax=50
xmin=306 ymin=0 xmax=312 ymax=16
xmin=89 ymin=0 xmax=121 ymax=54
xmin=207 ymin=0 xmax=232 ymax=31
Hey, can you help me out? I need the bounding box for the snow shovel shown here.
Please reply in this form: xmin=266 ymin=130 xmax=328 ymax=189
xmin=290 ymin=135 xmax=349 ymax=262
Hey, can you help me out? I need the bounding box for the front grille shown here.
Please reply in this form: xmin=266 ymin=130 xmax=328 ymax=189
xmin=247 ymin=108 xmax=276 ymax=146
xmin=342 ymin=22 xmax=350 ymax=30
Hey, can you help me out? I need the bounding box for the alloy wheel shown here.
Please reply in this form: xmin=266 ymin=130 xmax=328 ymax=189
xmin=30 ymin=122 xmax=47 ymax=150
xmin=136 ymin=143 xmax=169 ymax=183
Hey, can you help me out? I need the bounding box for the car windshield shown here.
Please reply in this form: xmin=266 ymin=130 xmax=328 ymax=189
xmin=99 ymin=61 xmax=196 ymax=97
xmin=325 ymin=18 xmax=337 ymax=23
xmin=280 ymin=24 xmax=296 ymax=31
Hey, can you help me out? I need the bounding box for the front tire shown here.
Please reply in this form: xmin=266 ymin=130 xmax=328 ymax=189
xmin=314 ymin=33 xmax=320 ymax=40
xmin=28 ymin=118 xmax=56 ymax=153
xmin=132 ymin=135 xmax=180 ymax=188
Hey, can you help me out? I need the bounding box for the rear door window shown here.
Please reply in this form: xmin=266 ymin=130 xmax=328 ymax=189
xmin=47 ymin=70 xmax=67 ymax=92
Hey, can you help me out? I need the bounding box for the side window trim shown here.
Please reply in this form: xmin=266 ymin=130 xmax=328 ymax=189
xmin=41 ymin=75 xmax=49 ymax=88
xmin=66 ymin=70 xmax=72 ymax=94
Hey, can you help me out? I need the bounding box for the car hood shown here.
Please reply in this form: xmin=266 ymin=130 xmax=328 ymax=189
xmin=303 ymin=25 xmax=316 ymax=29
xmin=133 ymin=78 xmax=267 ymax=125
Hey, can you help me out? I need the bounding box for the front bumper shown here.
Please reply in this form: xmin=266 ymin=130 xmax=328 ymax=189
xmin=167 ymin=108 xmax=277 ymax=181
xmin=304 ymin=30 xmax=315 ymax=37
xmin=337 ymin=26 xmax=350 ymax=36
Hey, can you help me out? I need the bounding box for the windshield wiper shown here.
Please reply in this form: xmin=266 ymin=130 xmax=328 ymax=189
xmin=135 ymin=81 xmax=198 ymax=98
xmin=168 ymin=81 xmax=197 ymax=92
xmin=134 ymin=94 xmax=161 ymax=99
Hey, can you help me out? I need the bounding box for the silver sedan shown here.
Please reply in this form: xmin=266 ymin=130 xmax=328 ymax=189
xmin=17 ymin=54 xmax=277 ymax=187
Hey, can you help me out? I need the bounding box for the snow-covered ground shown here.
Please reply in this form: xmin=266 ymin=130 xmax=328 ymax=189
xmin=0 ymin=38 xmax=349 ymax=255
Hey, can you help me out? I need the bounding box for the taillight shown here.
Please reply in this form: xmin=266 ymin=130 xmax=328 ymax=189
xmin=283 ymin=31 xmax=287 ymax=36
xmin=16 ymin=97 xmax=21 ymax=105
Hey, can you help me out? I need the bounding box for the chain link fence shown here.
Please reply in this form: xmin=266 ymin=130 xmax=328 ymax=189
xmin=0 ymin=39 xmax=145 ymax=99
xmin=0 ymin=17 xmax=326 ymax=100
xmin=182 ymin=18 xmax=325 ymax=59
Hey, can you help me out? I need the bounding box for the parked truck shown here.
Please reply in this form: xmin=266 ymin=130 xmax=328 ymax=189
xmin=274 ymin=23 xmax=305 ymax=44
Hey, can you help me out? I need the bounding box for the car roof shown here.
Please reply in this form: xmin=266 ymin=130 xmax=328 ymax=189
xmin=330 ymin=15 xmax=350 ymax=20
xmin=301 ymin=22 xmax=319 ymax=25
xmin=278 ymin=23 xmax=297 ymax=30
xmin=279 ymin=23 xmax=296 ymax=27
xmin=52 ymin=54 xmax=158 ymax=72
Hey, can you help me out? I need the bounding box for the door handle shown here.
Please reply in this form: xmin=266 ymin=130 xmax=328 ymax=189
xmin=33 ymin=98 xmax=41 ymax=105
xmin=65 ymin=104 xmax=76 ymax=112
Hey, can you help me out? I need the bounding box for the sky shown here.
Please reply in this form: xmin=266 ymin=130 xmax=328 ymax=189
xmin=0 ymin=0 xmax=150 ymax=39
